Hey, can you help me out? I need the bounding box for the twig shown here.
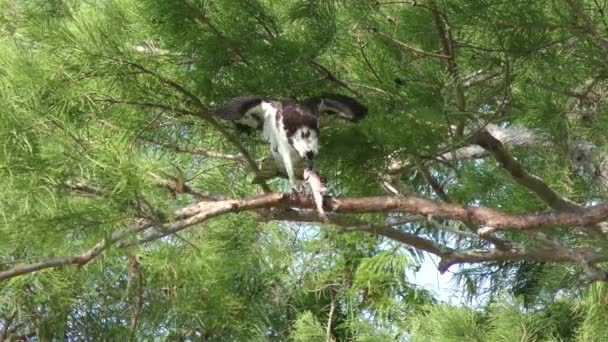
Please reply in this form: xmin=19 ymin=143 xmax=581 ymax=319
xmin=180 ymin=0 xmax=251 ymax=66
xmin=94 ymin=96 xmax=196 ymax=117
xmin=127 ymin=255 xmax=143 ymax=340
xmin=110 ymin=58 xmax=271 ymax=192
xmin=144 ymin=139 xmax=247 ymax=162
xmin=0 ymin=219 xmax=151 ymax=281
xmin=309 ymin=61 xmax=362 ymax=97
xmin=414 ymin=158 xmax=450 ymax=202
xmin=565 ymin=0 xmax=608 ymax=53
xmin=370 ymin=29 xmax=451 ymax=60
xmin=356 ymin=34 xmax=383 ymax=83
xmin=326 ymin=293 xmax=336 ymax=342
xmin=428 ymin=0 xmax=467 ymax=136
xmin=154 ymin=177 xmax=227 ymax=201
xmin=0 ymin=313 xmax=15 ymax=341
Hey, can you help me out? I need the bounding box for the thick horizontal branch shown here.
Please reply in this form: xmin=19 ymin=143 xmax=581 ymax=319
xmin=316 ymin=195 xmax=608 ymax=230
xmin=120 ymin=191 xmax=608 ymax=275
xmin=148 ymin=190 xmax=608 ymax=235
xmin=6 ymin=190 xmax=608 ymax=281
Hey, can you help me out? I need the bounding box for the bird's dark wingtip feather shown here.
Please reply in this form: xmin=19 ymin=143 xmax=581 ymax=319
xmin=312 ymin=94 xmax=368 ymax=122
xmin=213 ymin=95 xmax=265 ymax=120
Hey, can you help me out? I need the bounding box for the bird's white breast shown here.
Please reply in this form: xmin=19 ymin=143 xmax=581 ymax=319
xmin=260 ymin=101 xmax=298 ymax=170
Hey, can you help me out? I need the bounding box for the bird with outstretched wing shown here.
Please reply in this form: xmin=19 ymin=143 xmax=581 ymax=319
xmin=213 ymin=94 xmax=368 ymax=193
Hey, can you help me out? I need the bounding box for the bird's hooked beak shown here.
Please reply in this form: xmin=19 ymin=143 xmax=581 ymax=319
xmin=305 ymin=158 xmax=314 ymax=170
xmin=304 ymin=151 xmax=315 ymax=170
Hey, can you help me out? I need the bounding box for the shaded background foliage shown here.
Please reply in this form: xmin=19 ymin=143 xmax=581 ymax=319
xmin=2 ymin=0 xmax=608 ymax=340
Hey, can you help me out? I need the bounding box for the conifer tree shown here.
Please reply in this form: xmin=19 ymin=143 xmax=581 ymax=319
xmin=2 ymin=0 xmax=608 ymax=339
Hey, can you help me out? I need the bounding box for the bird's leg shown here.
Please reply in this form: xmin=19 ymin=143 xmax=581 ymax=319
xmin=304 ymin=167 xmax=328 ymax=222
xmin=277 ymin=145 xmax=301 ymax=194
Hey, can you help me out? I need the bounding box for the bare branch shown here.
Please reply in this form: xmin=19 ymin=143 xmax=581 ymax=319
xmin=414 ymin=158 xmax=451 ymax=202
xmin=119 ymin=193 xmax=289 ymax=246
xmin=356 ymin=34 xmax=383 ymax=84
xmin=267 ymin=209 xmax=452 ymax=255
xmin=180 ymin=0 xmax=251 ymax=66
xmin=326 ymin=292 xmax=336 ymax=342
xmin=354 ymin=224 xmax=452 ymax=256
xmin=267 ymin=203 xmax=608 ymax=274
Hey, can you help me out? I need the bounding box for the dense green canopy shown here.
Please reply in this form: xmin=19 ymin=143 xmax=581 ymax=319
xmin=2 ymin=0 xmax=608 ymax=339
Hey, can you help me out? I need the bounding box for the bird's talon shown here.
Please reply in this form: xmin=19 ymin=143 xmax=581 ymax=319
xmin=290 ymin=185 xmax=303 ymax=196
xmin=318 ymin=212 xmax=329 ymax=223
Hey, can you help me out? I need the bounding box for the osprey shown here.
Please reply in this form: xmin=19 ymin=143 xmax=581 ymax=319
xmin=213 ymin=94 xmax=367 ymax=191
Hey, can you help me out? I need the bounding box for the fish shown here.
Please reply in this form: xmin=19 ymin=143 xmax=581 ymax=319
xmin=303 ymin=167 xmax=328 ymax=221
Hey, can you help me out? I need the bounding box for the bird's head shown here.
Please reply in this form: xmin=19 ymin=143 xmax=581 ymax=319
xmin=290 ymin=127 xmax=319 ymax=167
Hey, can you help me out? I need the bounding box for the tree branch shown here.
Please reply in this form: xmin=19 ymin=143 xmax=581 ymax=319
xmin=472 ymin=130 xmax=580 ymax=211
xmin=353 ymin=224 xmax=452 ymax=256
xmin=565 ymin=0 xmax=608 ymax=53
xmin=127 ymin=254 xmax=143 ymax=340
xmin=0 ymin=313 xmax=15 ymax=342
xmin=144 ymin=139 xmax=247 ymax=162
xmin=94 ymin=97 xmax=195 ymax=117
xmin=428 ymin=0 xmax=466 ymax=115
xmin=155 ymin=177 xmax=228 ymax=201
xmin=370 ymin=28 xmax=452 ymax=60
xmin=0 ymin=220 xmax=150 ymax=281
xmin=110 ymin=57 xmax=271 ymax=192
xmin=472 ymin=130 xmax=608 ymax=238
xmin=6 ymin=189 xmax=608 ymax=281
xmin=309 ymin=61 xmax=361 ymax=97
xmin=437 ymin=245 xmax=606 ymax=273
